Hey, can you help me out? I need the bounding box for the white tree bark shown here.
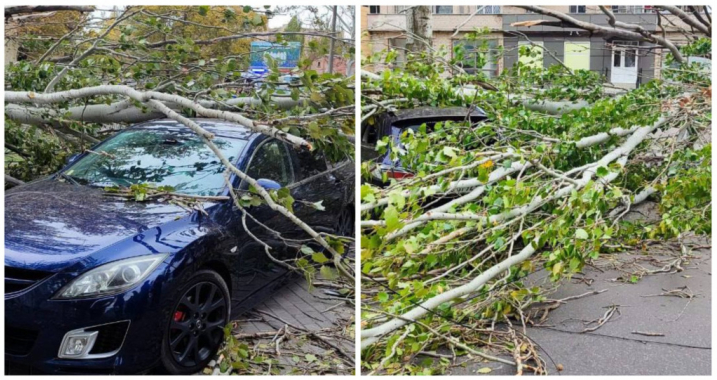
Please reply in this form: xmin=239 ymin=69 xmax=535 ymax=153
xmin=362 ymin=70 xmax=592 ymax=115
xmin=361 ymin=116 xmax=667 ymax=348
xmin=5 ymin=96 xmax=304 ymax=127
xmin=5 ymin=86 xmax=310 ymax=149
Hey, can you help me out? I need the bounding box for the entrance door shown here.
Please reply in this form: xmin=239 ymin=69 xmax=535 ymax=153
xmin=518 ymin=41 xmax=544 ymax=69
xmin=611 ymin=41 xmax=638 ymax=85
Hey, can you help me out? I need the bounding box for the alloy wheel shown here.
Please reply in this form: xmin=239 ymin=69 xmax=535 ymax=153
xmin=168 ymin=281 xmax=227 ymax=367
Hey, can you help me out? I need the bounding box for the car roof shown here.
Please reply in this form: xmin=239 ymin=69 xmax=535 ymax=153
xmin=368 ymin=106 xmax=489 ymax=139
xmin=390 ymin=106 xmax=488 ymax=124
xmin=130 ymin=118 xmax=257 ymax=140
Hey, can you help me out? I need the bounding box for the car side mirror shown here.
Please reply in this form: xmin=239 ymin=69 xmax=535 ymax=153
xmin=67 ymin=153 xmax=80 ymax=165
xmin=256 ymin=178 xmax=281 ymax=190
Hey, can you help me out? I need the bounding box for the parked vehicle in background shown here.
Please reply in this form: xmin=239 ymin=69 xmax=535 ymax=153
xmin=361 ymin=106 xmax=488 ymax=185
xmin=4 ymin=119 xmax=354 ymax=374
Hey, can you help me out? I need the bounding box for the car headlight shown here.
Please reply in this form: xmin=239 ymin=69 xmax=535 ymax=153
xmin=53 ymin=254 xmax=168 ymax=299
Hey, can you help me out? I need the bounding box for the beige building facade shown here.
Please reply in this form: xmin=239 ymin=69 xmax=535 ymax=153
xmin=363 ymin=5 xmax=698 ymax=87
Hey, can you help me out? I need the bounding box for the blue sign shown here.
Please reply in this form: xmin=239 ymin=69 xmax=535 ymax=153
xmin=249 ymin=41 xmax=301 ymax=70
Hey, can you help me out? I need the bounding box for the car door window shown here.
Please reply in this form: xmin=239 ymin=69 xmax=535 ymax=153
xmin=245 ymin=139 xmax=293 ymax=187
xmin=296 ymin=149 xmax=328 ymax=179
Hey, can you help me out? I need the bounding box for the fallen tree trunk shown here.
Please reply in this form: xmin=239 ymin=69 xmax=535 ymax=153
xmin=5 ymin=87 xmax=310 ymax=149
xmin=361 ymin=114 xmax=670 ymax=349
xmin=361 ymin=70 xmax=592 ymax=115
xmin=5 ymin=96 xmax=305 ymax=127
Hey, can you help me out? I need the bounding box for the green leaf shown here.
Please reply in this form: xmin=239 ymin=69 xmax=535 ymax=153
xmin=596 ymin=166 xmax=608 ymax=177
xmin=552 ymin=262 xmax=564 ymax=275
xmin=320 ymin=265 xmax=338 ymax=280
xmin=384 ymin=206 xmax=402 ymax=232
xmin=575 ymin=229 xmax=589 ymax=239
xmin=443 ymin=146 xmax=457 ymax=158
xmin=311 ymin=252 xmax=329 ymax=264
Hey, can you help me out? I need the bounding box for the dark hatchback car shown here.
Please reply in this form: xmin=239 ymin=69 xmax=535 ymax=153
xmin=5 ymin=119 xmax=354 ymax=374
xmin=360 ymin=106 xmax=487 ymax=184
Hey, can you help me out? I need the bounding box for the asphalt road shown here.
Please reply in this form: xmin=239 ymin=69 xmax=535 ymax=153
xmin=453 ymin=237 xmax=712 ymax=376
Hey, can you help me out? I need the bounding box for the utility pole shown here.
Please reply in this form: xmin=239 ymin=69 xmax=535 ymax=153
xmin=328 ymin=6 xmax=338 ymax=74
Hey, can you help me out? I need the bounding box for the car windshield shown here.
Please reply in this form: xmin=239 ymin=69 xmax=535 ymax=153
xmin=64 ymin=128 xmax=247 ymax=196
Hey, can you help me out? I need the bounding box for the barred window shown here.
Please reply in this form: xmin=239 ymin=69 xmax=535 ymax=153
xmin=476 ymin=6 xmax=501 ymax=14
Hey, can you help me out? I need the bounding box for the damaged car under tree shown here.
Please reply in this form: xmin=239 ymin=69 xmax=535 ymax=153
xmin=4 ymin=119 xmax=354 ymax=375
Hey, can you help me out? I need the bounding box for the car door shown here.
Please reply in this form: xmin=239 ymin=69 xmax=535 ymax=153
xmin=227 ymin=137 xmax=296 ymax=306
xmin=289 ymin=149 xmax=345 ymax=236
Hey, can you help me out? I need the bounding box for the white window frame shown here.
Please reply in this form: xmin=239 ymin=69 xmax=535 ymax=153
xmin=434 ymin=6 xmax=453 ymax=15
xmin=476 ymin=6 xmax=501 ymax=15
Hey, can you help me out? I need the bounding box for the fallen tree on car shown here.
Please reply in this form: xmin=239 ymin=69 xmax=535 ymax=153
xmin=4 ymin=6 xmax=356 ymax=283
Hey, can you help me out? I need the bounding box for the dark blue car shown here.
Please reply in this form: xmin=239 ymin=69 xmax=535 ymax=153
xmin=4 ymin=119 xmax=354 ymax=374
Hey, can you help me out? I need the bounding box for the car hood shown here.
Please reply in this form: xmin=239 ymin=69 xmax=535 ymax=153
xmin=5 ymin=178 xmax=202 ymax=272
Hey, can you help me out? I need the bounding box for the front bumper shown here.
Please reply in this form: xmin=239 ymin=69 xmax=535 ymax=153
xmin=5 ymin=266 xmax=171 ymax=375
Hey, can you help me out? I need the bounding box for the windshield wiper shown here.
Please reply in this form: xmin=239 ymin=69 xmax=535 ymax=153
xmin=54 ymin=172 xmax=82 ymax=186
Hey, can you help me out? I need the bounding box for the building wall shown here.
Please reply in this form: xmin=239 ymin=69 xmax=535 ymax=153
xmin=311 ymin=56 xmax=348 ymax=75
xmin=365 ymin=6 xmax=698 ymax=86
xmin=361 ymin=6 xmax=370 ymax=59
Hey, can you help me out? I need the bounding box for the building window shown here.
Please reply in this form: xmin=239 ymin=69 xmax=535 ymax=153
xmin=569 ymin=5 xmax=586 ymax=14
xmin=624 ymin=50 xmax=636 ymax=67
xmin=369 ymin=6 xmax=380 ymax=14
xmin=476 ymin=6 xmax=501 ymax=14
xmin=453 ymin=39 xmax=500 ymax=77
xmin=613 ymin=50 xmax=621 ymax=67
xmin=434 ymin=6 xmax=453 ymax=14
xmin=611 ymin=5 xmax=652 ymax=14
xmin=394 ymin=6 xmax=408 ymax=14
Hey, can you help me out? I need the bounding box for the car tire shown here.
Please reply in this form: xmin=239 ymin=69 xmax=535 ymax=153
xmin=159 ymin=270 xmax=230 ymax=375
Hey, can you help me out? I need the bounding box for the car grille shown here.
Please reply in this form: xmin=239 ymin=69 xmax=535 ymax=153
xmin=5 ymin=266 xmax=53 ymax=294
xmin=5 ymin=326 xmax=39 ymax=356
xmin=88 ymin=321 xmax=130 ymax=355
xmin=4 ymin=360 xmax=49 ymax=375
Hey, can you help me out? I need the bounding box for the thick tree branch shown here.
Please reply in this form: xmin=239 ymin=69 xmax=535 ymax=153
xmin=361 ymin=114 xmax=670 ymax=348
xmin=5 ymin=87 xmax=311 ymax=149
xmin=656 ymin=6 xmax=711 ymax=37
xmin=517 ymin=5 xmax=686 ymax=63
xmin=5 ymin=6 xmax=95 ymax=17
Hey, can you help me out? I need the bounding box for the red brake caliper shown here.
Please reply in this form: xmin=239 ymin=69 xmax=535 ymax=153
xmin=173 ymin=311 xmax=184 ymax=322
